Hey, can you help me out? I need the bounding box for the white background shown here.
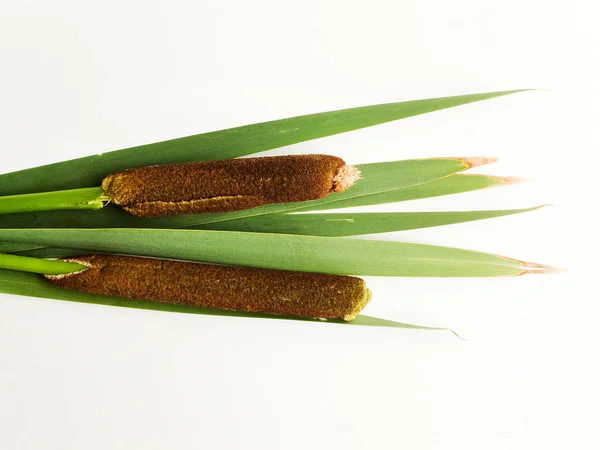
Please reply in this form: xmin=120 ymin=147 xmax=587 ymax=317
xmin=0 ymin=1 xmax=598 ymax=449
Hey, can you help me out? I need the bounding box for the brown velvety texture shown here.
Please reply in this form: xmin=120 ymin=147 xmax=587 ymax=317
xmin=46 ymin=255 xmax=372 ymax=321
xmin=102 ymin=154 xmax=351 ymax=217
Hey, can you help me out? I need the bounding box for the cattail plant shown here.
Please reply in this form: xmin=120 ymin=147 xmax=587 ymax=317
xmin=0 ymin=89 xmax=552 ymax=332
xmin=0 ymin=155 xmax=360 ymax=217
xmin=0 ymin=253 xmax=371 ymax=321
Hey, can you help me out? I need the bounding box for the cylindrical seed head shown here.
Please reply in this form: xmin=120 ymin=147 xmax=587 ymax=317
xmin=45 ymin=255 xmax=372 ymax=321
xmin=101 ymin=154 xmax=360 ymax=217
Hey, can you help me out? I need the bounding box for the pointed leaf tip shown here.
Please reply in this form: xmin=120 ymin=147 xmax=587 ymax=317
xmin=449 ymin=329 xmax=467 ymax=341
xmin=462 ymin=157 xmax=499 ymax=169
xmin=521 ymin=262 xmax=566 ymax=275
xmin=493 ymin=176 xmax=529 ymax=185
xmin=348 ymin=315 xmax=465 ymax=339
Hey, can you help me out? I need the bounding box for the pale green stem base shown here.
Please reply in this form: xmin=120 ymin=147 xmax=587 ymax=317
xmin=0 ymin=187 xmax=107 ymax=215
xmin=0 ymin=252 xmax=86 ymax=275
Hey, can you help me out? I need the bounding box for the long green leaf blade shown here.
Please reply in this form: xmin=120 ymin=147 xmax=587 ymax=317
xmin=6 ymin=247 xmax=86 ymax=259
xmin=0 ymin=90 xmax=524 ymax=196
xmin=294 ymin=174 xmax=510 ymax=211
xmin=191 ymin=207 xmax=542 ymax=236
xmin=0 ymin=158 xmax=473 ymax=229
xmin=0 ymin=228 xmax=540 ymax=277
xmin=0 ymin=268 xmax=456 ymax=333
xmin=0 ymin=242 xmax=47 ymax=253
xmin=6 ymin=247 xmax=85 ymax=258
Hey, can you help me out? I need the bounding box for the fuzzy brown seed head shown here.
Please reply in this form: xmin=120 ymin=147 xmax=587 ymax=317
xmin=45 ymin=255 xmax=371 ymax=321
xmin=102 ymin=155 xmax=359 ymax=217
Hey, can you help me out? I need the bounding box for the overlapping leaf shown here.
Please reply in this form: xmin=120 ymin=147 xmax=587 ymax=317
xmin=193 ymin=207 xmax=542 ymax=236
xmin=0 ymin=268 xmax=458 ymax=335
xmin=0 ymin=228 xmax=539 ymax=277
xmin=0 ymin=158 xmax=477 ymax=228
xmin=0 ymin=90 xmax=524 ymax=196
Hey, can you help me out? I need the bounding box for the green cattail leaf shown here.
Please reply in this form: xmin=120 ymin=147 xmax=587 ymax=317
xmin=295 ymin=173 xmax=508 ymax=211
xmin=0 ymin=228 xmax=540 ymax=277
xmin=190 ymin=207 xmax=542 ymax=236
xmin=5 ymin=247 xmax=84 ymax=259
xmin=0 ymin=90 xmax=525 ymax=196
xmin=0 ymin=268 xmax=457 ymax=334
xmin=0 ymin=242 xmax=47 ymax=253
xmin=0 ymin=158 xmax=474 ymax=229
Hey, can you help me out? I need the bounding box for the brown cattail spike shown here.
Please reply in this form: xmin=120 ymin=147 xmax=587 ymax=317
xmin=45 ymin=255 xmax=372 ymax=321
xmin=102 ymin=155 xmax=360 ymax=217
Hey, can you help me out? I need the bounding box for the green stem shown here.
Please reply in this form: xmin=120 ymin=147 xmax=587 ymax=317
xmin=0 ymin=187 xmax=107 ymax=215
xmin=0 ymin=252 xmax=86 ymax=275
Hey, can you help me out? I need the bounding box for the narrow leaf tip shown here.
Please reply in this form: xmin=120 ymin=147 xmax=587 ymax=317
xmin=462 ymin=157 xmax=499 ymax=169
xmin=521 ymin=261 xmax=565 ymax=275
xmin=493 ymin=176 xmax=528 ymax=185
